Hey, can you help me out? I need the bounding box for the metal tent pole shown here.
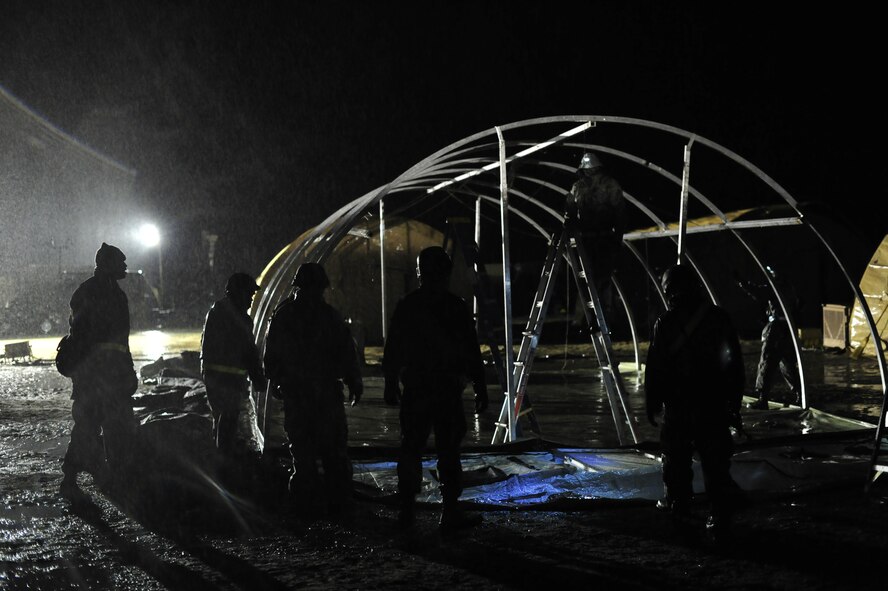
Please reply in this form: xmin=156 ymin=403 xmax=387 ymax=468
xmin=474 ymin=196 xmax=482 ymax=324
xmin=496 ymin=126 xmax=516 ymax=442
xmin=379 ymin=198 xmax=387 ymax=341
xmin=676 ymin=138 xmax=695 ymax=264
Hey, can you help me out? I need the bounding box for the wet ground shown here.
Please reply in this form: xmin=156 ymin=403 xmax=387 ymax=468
xmin=1 ymin=331 xmax=887 ymax=590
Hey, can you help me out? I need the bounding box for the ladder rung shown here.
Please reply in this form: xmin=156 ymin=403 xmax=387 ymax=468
xmin=494 ymin=422 xmax=509 ymax=429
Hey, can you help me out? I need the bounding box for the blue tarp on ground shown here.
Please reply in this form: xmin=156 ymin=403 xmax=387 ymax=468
xmin=352 ymin=405 xmax=877 ymax=508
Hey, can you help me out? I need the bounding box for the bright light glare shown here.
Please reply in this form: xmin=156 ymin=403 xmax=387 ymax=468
xmin=132 ymin=330 xmax=169 ymax=361
xmin=138 ymin=223 xmax=161 ymax=247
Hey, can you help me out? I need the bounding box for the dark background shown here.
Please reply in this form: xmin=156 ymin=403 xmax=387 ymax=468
xmin=0 ymin=1 xmax=883 ymax=329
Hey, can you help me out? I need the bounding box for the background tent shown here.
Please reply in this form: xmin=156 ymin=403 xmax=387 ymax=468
xmin=850 ymin=234 xmax=888 ymax=358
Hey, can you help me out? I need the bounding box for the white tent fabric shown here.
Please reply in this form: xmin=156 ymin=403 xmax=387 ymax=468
xmin=850 ymin=234 xmax=888 ymax=358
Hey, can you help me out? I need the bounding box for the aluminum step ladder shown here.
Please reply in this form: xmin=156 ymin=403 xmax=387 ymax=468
xmin=491 ymin=221 xmax=637 ymax=445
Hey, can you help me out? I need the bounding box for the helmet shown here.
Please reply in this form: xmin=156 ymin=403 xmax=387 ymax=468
xmin=292 ymin=262 xmax=330 ymax=290
xmin=95 ymin=242 xmax=126 ymax=273
xmin=225 ymin=272 xmax=259 ymax=297
xmin=660 ymin=264 xmax=701 ymax=308
xmin=417 ymin=246 xmax=452 ymax=283
xmin=578 ymin=152 xmax=602 ymax=172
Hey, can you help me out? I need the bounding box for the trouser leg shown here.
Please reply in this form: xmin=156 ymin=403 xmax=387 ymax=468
xmin=697 ymin=427 xmax=736 ymax=521
xmin=319 ymin=396 xmax=353 ymax=508
xmin=214 ymin=408 xmax=241 ymax=454
xmin=62 ymin=397 xmax=104 ymax=482
xmin=433 ymin=397 xmax=467 ymax=506
xmin=661 ymin=422 xmax=694 ymax=506
xmin=397 ymin=395 xmax=433 ymax=502
xmin=284 ymin=397 xmax=322 ymax=505
xmin=101 ymin=393 xmax=138 ymax=470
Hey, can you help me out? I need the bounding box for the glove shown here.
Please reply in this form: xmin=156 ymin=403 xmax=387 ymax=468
xmin=349 ymin=382 xmax=363 ymax=406
xmin=473 ymin=384 xmax=489 ymax=413
xmin=383 ymin=380 xmax=401 ymax=406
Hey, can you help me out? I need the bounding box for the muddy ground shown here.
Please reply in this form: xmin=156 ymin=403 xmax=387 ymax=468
xmin=1 ymin=352 xmax=888 ymax=590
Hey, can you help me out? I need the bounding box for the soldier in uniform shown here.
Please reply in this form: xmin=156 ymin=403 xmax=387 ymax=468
xmin=645 ymin=264 xmax=746 ymax=541
xmin=200 ymin=272 xmax=266 ymax=456
xmin=263 ymin=263 xmax=363 ymax=517
xmin=383 ymin=246 xmax=488 ymax=533
xmin=565 ymin=152 xmax=627 ymax=294
xmin=60 ymin=243 xmax=139 ymax=498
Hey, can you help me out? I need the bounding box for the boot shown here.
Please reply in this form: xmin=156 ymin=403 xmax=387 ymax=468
xmin=439 ymin=503 xmax=482 ymax=534
xmin=785 ymin=390 xmax=801 ymax=407
xmin=59 ymin=474 xmax=79 ymax=499
xmin=398 ymin=493 xmax=415 ymax=530
xmin=748 ymin=391 xmax=769 ymax=410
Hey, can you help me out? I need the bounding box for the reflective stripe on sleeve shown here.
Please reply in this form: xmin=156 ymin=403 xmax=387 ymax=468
xmin=203 ymin=363 xmax=248 ymax=376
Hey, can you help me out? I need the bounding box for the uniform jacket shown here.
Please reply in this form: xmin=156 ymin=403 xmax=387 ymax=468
xmin=70 ymin=273 xmax=131 ymax=350
xmin=67 ymin=271 xmax=137 ymax=397
xmin=263 ymin=294 xmax=361 ymax=391
xmin=645 ymin=300 xmax=745 ymax=421
xmin=567 ymin=170 xmax=627 ymax=236
xmin=382 ymin=286 xmax=485 ymax=391
xmin=200 ymin=295 xmax=264 ymax=386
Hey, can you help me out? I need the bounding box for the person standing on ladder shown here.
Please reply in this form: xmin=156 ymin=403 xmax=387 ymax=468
xmin=564 ymin=152 xmax=628 ymax=331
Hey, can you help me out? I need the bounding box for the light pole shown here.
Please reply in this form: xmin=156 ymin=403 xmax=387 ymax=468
xmin=138 ymin=223 xmax=163 ymax=309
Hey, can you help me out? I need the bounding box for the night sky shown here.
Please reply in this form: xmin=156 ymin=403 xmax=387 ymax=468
xmin=0 ymin=1 xmax=883 ymax=310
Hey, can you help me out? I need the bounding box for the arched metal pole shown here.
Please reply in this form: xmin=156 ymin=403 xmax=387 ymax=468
xmin=379 ymin=198 xmax=387 ymax=341
xmin=495 ymin=126 xmax=517 ymax=442
xmin=677 ymin=138 xmax=695 ymax=264
xmin=474 ymin=195 xmax=482 ymax=324
xmin=611 ymin=275 xmax=641 ymax=372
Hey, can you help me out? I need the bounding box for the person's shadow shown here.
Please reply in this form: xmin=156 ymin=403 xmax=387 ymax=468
xmin=68 ymin=457 xmax=294 ymax=590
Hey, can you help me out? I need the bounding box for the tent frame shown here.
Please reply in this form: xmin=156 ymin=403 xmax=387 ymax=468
xmin=252 ymin=116 xmax=887 ymax=485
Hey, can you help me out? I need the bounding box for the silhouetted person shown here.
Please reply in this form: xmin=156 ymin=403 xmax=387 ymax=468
xmin=645 ymin=264 xmax=745 ymax=541
xmin=263 ymin=263 xmax=362 ymax=517
xmin=564 ymin=152 xmax=628 ymax=329
xmin=383 ymin=246 xmax=488 ymax=533
xmin=736 ymin=267 xmax=801 ymax=409
xmin=60 ymin=243 xmax=139 ymax=499
xmin=200 ymin=272 xmax=266 ymax=458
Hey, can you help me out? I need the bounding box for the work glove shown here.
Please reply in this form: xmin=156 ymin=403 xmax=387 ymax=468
xmin=349 ymin=382 xmax=363 ymax=406
xmin=473 ymin=384 xmax=489 ymax=413
xmin=384 ymin=379 xmax=401 ymax=406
